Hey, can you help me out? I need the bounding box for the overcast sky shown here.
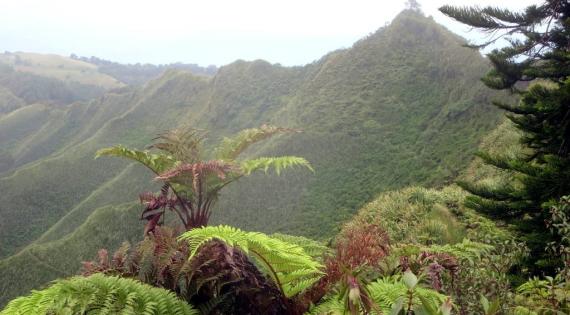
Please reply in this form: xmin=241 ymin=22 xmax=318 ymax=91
xmin=0 ymin=0 xmax=539 ymax=66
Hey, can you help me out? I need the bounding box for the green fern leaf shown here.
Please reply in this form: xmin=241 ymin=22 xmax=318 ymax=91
xmin=96 ymin=145 xmax=177 ymax=174
xmin=240 ymin=156 xmax=314 ymax=175
xmin=0 ymin=274 xmax=197 ymax=315
xmin=179 ymin=225 xmax=324 ymax=297
xmin=214 ymin=125 xmax=301 ymax=161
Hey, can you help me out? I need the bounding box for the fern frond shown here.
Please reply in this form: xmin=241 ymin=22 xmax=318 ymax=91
xmin=179 ymin=225 xmax=324 ymax=297
xmin=150 ymin=127 xmax=206 ymax=163
xmin=96 ymin=145 xmax=177 ymax=174
xmin=271 ymin=233 xmax=330 ymax=260
xmin=214 ymin=124 xmax=301 ymax=161
xmin=241 ymin=156 xmax=313 ymax=175
xmin=156 ymin=160 xmax=235 ymax=183
xmin=425 ymin=239 xmax=494 ymax=261
xmin=367 ymin=276 xmax=448 ymax=314
xmin=305 ymin=296 xmax=345 ymax=315
xmin=0 ymin=274 xmax=197 ymax=315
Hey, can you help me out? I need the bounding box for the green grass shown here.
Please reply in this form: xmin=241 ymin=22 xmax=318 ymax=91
xmin=0 ymin=52 xmax=123 ymax=89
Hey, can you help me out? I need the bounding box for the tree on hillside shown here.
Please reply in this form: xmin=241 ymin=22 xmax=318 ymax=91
xmin=406 ymin=0 xmax=422 ymax=12
xmin=440 ymin=1 xmax=570 ymax=273
xmin=96 ymin=125 xmax=313 ymax=233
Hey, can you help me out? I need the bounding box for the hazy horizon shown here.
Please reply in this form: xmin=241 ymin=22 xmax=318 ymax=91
xmin=1 ymin=0 xmax=538 ymax=67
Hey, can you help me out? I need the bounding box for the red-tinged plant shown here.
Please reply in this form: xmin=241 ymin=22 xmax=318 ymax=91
xmin=82 ymin=227 xmax=290 ymax=314
xmin=292 ymin=223 xmax=390 ymax=314
xmin=96 ymin=125 xmax=313 ymax=234
xmin=399 ymin=250 xmax=459 ymax=292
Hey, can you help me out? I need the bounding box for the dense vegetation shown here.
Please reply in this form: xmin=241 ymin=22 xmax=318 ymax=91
xmin=0 ymin=9 xmax=507 ymax=306
xmin=3 ymin=120 xmax=566 ymax=313
xmin=7 ymin=4 xmax=568 ymax=313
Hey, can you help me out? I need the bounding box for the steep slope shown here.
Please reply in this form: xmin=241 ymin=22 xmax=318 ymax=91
xmin=211 ymin=10 xmax=505 ymax=236
xmin=0 ymin=10 xmax=506 ymax=305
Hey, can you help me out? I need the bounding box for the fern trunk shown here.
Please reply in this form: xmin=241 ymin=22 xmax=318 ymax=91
xmin=188 ymin=240 xmax=291 ymax=314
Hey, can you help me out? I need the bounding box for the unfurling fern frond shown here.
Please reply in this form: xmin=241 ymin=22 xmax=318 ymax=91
xmin=214 ymin=124 xmax=301 ymax=161
xmin=95 ymin=145 xmax=177 ymax=174
xmin=179 ymin=225 xmax=324 ymax=297
xmin=241 ymin=156 xmax=314 ymax=175
xmin=0 ymin=274 xmax=197 ymax=315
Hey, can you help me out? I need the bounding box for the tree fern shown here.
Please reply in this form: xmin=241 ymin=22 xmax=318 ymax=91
xmin=96 ymin=125 xmax=312 ymax=231
xmin=179 ymin=225 xmax=324 ymax=297
xmin=0 ymin=274 xmax=197 ymax=315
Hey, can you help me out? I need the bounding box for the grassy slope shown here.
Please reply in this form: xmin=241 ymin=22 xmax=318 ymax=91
xmin=0 ymin=53 xmax=125 ymax=117
xmin=0 ymin=52 xmax=123 ymax=89
xmin=0 ymin=10 xmax=508 ymax=305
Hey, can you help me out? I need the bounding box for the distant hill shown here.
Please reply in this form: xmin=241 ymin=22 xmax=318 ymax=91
xmin=0 ymin=52 xmax=123 ymax=89
xmin=0 ymin=10 xmax=507 ymax=305
xmin=70 ymin=55 xmax=218 ymax=85
xmin=0 ymin=62 xmax=107 ymax=112
xmin=0 ymin=52 xmax=217 ymax=117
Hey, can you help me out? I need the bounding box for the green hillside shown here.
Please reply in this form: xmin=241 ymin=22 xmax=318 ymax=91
xmin=0 ymin=86 xmax=24 ymax=115
xmin=211 ymin=11 xmax=506 ymax=236
xmin=341 ymin=121 xmax=521 ymax=247
xmin=70 ymin=55 xmax=218 ymax=85
xmin=0 ymin=52 xmax=126 ymax=120
xmin=0 ymin=10 xmax=506 ymax=305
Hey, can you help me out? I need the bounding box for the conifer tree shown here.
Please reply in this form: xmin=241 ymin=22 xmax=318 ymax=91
xmin=440 ymin=1 xmax=570 ymax=273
